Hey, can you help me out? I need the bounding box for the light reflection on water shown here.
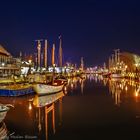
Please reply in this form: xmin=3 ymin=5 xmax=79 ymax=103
xmin=108 ymin=78 xmax=140 ymax=106
xmin=0 ymin=75 xmax=140 ymax=139
xmin=0 ymin=90 xmax=65 ymax=139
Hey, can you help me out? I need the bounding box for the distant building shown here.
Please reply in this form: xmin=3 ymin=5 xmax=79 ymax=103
xmin=0 ymin=45 xmax=20 ymax=77
xmin=109 ymin=50 xmax=140 ymax=73
xmin=119 ymin=52 xmax=140 ymax=72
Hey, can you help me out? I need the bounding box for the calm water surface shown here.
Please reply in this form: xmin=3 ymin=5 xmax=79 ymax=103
xmin=1 ymin=75 xmax=140 ymax=139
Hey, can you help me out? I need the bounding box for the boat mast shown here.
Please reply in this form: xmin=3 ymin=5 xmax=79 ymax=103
xmin=59 ymin=36 xmax=62 ymax=67
xmin=44 ymin=40 xmax=48 ymax=69
xmin=35 ymin=39 xmax=43 ymax=70
xmin=52 ymin=44 xmax=55 ymax=66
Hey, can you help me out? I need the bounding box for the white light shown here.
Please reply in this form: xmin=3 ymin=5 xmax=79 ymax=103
xmin=2 ymin=63 xmax=5 ymax=66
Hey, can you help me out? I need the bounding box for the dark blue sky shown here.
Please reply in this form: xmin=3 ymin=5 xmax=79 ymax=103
xmin=0 ymin=0 xmax=140 ymax=67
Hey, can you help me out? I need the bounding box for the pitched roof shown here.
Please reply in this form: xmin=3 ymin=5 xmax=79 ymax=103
xmin=0 ymin=45 xmax=11 ymax=56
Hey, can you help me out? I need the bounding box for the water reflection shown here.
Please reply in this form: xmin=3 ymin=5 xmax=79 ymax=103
xmin=79 ymin=78 xmax=85 ymax=94
xmin=90 ymin=74 xmax=140 ymax=106
xmin=108 ymin=78 xmax=140 ymax=106
xmin=67 ymin=77 xmax=86 ymax=93
xmin=67 ymin=77 xmax=79 ymax=90
xmin=45 ymin=103 xmax=55 ymax=140
xmin=33 ymin=91 xmax=64 ymax=107
xmin=0 ymin=122 xmax=8 ymax=139
xmin=0 ymin=75 xmax=140 ymax=139
xmin=0 ymin=91 xmax=65 ymax=140
xmin=33 ymin=92 xmax=64 ymax=140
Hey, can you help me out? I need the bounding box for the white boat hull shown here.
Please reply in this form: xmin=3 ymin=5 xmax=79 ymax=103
xmin=33 ymin=84 xmax=64 ymax=95
xmin=0 ymin=105 xmax=9 ymax=123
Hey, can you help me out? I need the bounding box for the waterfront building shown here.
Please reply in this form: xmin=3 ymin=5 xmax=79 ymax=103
xmin=109 ymin=50 xmax=140 ymax=79
xmin=0 ymin=44 xmax=20 ymax=77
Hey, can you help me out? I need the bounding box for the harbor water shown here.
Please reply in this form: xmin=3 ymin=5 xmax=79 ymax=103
xmin=1 ymin=75 xmax=140 ymax=139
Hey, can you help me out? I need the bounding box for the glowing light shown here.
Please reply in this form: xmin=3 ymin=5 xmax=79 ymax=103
xmin=1 ymin=63 xmax=5 ymax=66
xmin=71 ymin=83 xmax=74 ymax=89
xmin=64 ymin=86 xmax=67 ymax=91
xmin=29 ymin=102 xmax=32 ymax=110
xmin=28 ymin=59 xmax=32 ymax=64
xmin=119 ymin=84 xmax=122 ymax=88
xmin=125 ymin=86 xmax=128 ymax=91
xmin=135 ymin=91 xmax=138 ymax=97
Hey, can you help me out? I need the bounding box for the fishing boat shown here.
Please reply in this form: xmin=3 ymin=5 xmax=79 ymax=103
xmin=33 ymin=81 xmax=64 ymax=95
xmin=0 ymin=105 xmax=10 ymax=123
xmin=0 ymin=84 xmax=34 ymax=96
xmin=33 ymin=37 xmax=66 ymax=95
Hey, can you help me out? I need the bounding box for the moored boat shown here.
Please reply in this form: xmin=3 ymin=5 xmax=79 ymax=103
xmin=0 ymin=105 xmax=10 ymax=123
xmin=33 ymin=81 xmax=64 ymax=95
xmin=0 ymin=84 xmax=34 ymax=96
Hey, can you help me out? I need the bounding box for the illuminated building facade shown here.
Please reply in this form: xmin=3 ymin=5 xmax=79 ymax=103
xmin=0 ymin=45 xmax=20 ymax=77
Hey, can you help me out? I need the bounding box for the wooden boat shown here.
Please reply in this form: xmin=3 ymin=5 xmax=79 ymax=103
xmin=0 ymin=84 xmax=34 ymax=96
xmin=0 ymin=105 xmax=10 ymax=123
xmin=33 ymin=80 xmax=65 ymax=95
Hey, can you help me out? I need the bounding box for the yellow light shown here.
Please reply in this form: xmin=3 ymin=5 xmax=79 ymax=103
xmin=119 ymin=84 xmax=122 ymax=88
xmin=28 ymin=59 xmax=32 ymax=64
xmin=125 ymin=86 xmax=128 ymax=91
xmin=135 ymin=63 xmax=138 ymax=67
xmin=64 ymin=86 xmax=67 ymax=91
xmin=135 ymin=91 xmax=138 ymax=97
xmin=29 ymin=103 xmax=32 ymax=110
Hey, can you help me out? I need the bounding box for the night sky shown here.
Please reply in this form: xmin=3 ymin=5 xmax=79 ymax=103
xmin=0 ymin=0 xmax=140 ymax=67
